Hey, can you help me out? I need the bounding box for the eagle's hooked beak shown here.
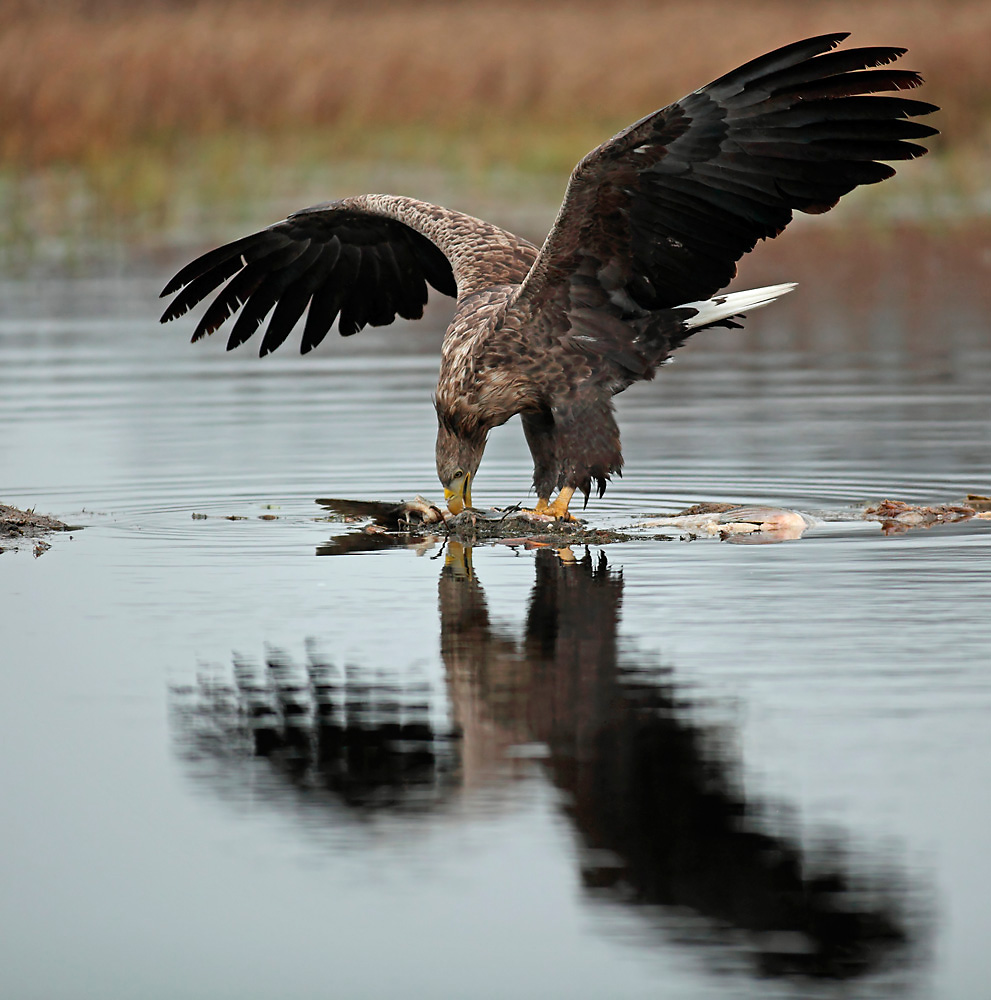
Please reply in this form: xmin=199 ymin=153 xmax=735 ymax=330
xmin=443 ymin=472 xmax=472 ymax=515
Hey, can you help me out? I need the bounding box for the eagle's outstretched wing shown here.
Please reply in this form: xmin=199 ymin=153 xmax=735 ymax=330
xmin=159 ymin=195 xmax=539 ymax=355
xmin=508 ymin=33 xmax=937 ymax=350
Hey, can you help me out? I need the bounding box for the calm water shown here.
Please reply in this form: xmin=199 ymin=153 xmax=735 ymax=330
xmin=1 ymin=252 xmax=990 ymax=1000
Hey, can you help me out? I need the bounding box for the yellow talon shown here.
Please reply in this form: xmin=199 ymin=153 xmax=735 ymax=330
xmin=520 ymin=487 xmax=577 ymax=521
xmin=544 ymin=487 xmax=577 ymax=521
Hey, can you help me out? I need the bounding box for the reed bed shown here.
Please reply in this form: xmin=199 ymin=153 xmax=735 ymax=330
xmin=3 ymin=0 xmax=988 ymax=166
xmin=1 ymin=0 xmax=988 ymax=255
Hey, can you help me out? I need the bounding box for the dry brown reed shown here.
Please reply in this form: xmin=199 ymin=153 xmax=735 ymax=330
xmin=1 ymin=0 xmax=987 ymax=170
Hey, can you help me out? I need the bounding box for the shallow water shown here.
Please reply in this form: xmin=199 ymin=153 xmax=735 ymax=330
xmin=1 ymin=256 xmax=990 ymax=1000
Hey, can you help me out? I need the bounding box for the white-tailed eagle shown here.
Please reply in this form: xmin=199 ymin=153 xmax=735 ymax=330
xmin=161 ymin=34 xmax=937 ymax=518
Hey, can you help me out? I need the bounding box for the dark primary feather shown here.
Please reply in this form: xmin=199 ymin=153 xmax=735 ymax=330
xmin=513 ymin=32 xmax=937 ymax=324
xmin=161 ymin=205 xmax=458 ymax=354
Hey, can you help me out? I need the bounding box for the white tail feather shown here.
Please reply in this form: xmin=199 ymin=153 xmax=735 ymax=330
xmin=680 ymin=282 xmax=798 ymax=331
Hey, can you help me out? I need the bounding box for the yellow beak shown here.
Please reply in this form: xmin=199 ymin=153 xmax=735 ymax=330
xmin=444 ymin=474 xmax=471 ymax=515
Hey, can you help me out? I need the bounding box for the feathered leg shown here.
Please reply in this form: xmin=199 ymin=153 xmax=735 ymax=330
xmin=521 ymin=401 xmax=617 ymax=520
xmin=522 ymin=409 xmax=557 ymax=512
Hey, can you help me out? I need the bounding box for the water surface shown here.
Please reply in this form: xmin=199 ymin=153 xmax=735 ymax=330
xmin=1 ymin=251 xmax=989 ymax=1000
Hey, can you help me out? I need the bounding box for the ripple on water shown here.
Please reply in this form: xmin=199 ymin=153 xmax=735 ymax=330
xmin=3 ymin=269 xmax=991 ymax=1000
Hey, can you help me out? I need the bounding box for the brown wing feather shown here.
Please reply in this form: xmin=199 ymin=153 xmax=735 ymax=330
xmin=160 ymin=195 xmax=538 ymax=355
xmin=510 ymin=33 xmax=937 ymax=339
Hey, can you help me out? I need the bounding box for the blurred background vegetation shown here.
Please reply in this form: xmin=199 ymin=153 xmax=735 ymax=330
xmin=1 ymin=0 xmax=987 ymax=266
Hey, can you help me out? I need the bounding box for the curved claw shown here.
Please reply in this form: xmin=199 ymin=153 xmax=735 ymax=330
xmin=517 ymin=493 xmax=578 ymax=523
xmin=517 ymin=508 xmax=578 ymax=523
xmin=540 ymin=487 xmax=578 ymax=521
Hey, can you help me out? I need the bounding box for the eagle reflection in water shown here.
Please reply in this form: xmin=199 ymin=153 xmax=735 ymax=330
xmin=172 ymin=543 xmax=916 ymax=982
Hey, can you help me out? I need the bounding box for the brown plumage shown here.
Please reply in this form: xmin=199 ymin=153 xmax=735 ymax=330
xmin=160 ymin=34 xmax=937 ymax=517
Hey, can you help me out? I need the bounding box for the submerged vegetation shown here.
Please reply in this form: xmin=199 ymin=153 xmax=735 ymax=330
xmin=1 ymin=0 xmax=989 ymax=260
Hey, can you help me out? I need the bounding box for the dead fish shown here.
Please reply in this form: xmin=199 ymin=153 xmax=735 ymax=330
xmin=317 ymin=495 xmax=446 ymax=529
xmin=641 ymin=505 xmax=815 ymax=542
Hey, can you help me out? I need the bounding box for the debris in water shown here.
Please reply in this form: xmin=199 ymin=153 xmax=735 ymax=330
xmin=863 ymin=499 xmax=976 ymax=534
xmin=316 ymin=494 xmax=653 ymax=549
xmin=1 ymin=502 xmax=77 ymax=553
xmin=315 ymin=492 xmax=990 ymax=552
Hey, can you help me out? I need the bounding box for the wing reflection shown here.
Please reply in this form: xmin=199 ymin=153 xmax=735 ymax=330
xmin=173 ymin=644 xmax=460 ymax=812
xmin=173 ymin=542 xmax=917 ymax=981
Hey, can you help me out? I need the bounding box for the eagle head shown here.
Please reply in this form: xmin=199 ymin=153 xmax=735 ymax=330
xmin=435 ymin=410 xmax=487 ymax=515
